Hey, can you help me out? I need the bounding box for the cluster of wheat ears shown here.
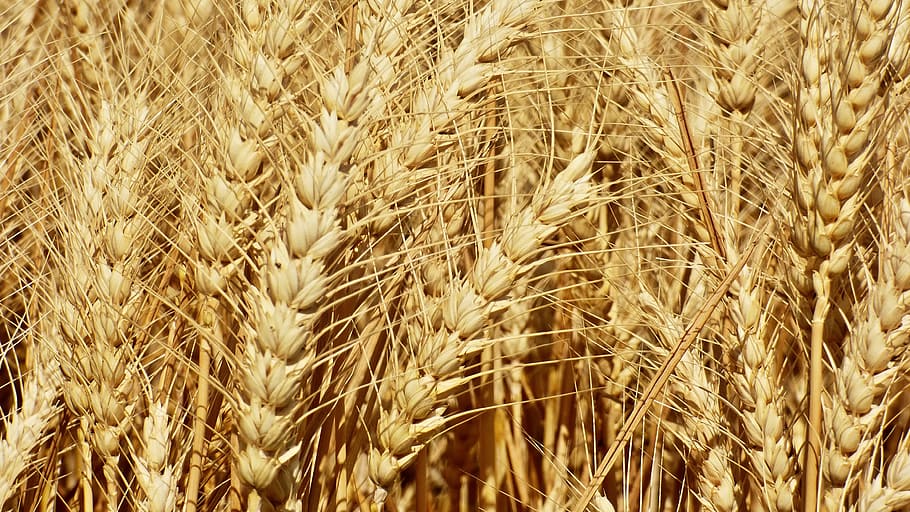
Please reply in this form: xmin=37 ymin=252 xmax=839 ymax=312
xmin=2 ymin=0 xmax=910 ymax=511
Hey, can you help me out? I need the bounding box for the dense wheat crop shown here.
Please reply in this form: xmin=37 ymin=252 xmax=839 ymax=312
xmin=2 ymin=0 xmax=910 ymax=511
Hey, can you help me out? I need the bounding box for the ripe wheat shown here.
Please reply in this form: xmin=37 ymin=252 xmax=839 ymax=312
xmin=2 ymin=0 xmax=910 ymax=511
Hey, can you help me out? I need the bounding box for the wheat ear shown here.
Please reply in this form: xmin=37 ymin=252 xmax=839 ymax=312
xmin=822 ymin=195 xmax=910 ymax=509
xmin=638 ymin=290 xmax=739 ymax=511
xmin=570 ymin=233 xmax=761 ymax=512
xmin=365 ymin=0 xmax=537 ymax=234
xmin=48 ymin=83 xmax=157 ymax=511
xmin=793 ymin=0 xmax=901 ymax=507
xmin=186 ymin=2 xmax=315 ymax=510
xmin=369 ymin=149 xmax=596 ymax=502
xmin=729 ymin=258 xmax=797 ymax=511
xmin=854 ymin=428 xmax=910 ymax=511
xmin=0 ymin=359 xmax=62 ymax=504
xmin=609 ymin=9 xmax=726 ymax=261
xmin=235 ymin=52 xmax=374 ymax=510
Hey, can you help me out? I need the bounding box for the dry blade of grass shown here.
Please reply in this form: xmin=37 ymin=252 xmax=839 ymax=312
xmin=665 ymin=69 xmax=727 ymax=263
xmin=571 ymin=226 xmax=765 ymax=512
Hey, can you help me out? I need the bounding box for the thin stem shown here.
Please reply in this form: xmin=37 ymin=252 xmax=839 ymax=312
xmin=805 ymin=271 xmax=830 ymax=512
xmin=186 ymin=302 xmax=215 ymax=512
xmin=479 ymin=100 xmax=499 ymax=509
xmin=416 ymin=450 xmax=428 ymax=512
xmin=79 ymin=417 xmax=92 ymax=512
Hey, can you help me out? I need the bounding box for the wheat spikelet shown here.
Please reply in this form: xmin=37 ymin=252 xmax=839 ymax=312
xmin=133 ymin=401 xmax=181 ymax=512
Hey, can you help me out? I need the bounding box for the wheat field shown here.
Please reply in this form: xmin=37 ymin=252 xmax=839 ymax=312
xmin=1 ymin=0 xmax=909 ymax=511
